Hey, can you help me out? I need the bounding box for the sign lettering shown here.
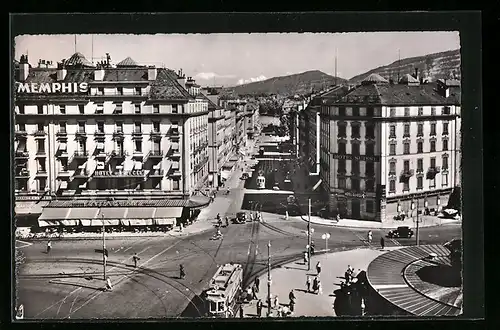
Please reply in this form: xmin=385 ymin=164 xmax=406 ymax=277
xmin=94 ymin=170 xmax=145 ymax=177
xmin=65 ymin=200 xmax=168 ymax=208
xmin=16 ymin=82 xmax=89 ymax=94
xmin=332 ymin=154 xmax=380 ymax=162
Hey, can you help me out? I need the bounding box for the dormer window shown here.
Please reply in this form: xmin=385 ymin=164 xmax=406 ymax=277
xmin=78 ymin=104 xmax=85 ymax=114
xmin=117 ymin=87 xmax=123 ymax=95
xmin=97 ymin=87 xmax=104 ymax=96
xmin=153 ymin=104 xmax=160 ymax=114
xmin=135 ymin=87 xmax=141 ymax=96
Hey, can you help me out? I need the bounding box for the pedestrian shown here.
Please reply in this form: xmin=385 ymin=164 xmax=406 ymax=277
xmin=306 ymin=276 xmax=311 ymax=292
xmin=256 ymin=299 xmax=263 ymax=317
xmin=132 ymin=252 xmax=140 ymax=268
xmin=254 ymin=277 xmax=260 ymax=293
xmin=239 ymin=304 xmax=244 ymax=318
xmin=345 ymin=270 xmax=351 ymax=284
xmin=46 ymin=240 xmax=52 ymax=254
xmin=252 ymin=284 xmax=258 ymax=300
xmin=310 ymin=241 xmax=315 ymax=255
xmin=288 ymin=289 xmax=296 ymax=304
xmin=367 ymin=230 xmax=373 ymax=243
xmin=179 ymin=264 xmax=186 ymax=279
xmin=105 ymin=276 xmax=113 ymax=291
xmin=318 ymin=279 xmax=323 ymax=295
xmin=289 ymin=299 xmax=295 ymax=314
xmin=304 ymin=251 xmax=309 ymax=264
xmin=380 ymin=236 xmax=385 ymax=250
xmin=277 ymin=306 xmax=283 ymax=317
xmin=273 ymin=295 xmax=279 ymax=309
xmin=348 ymin=265 xmax=354 ymax=274
xmin=316 ymin=261 xmax=322 ymax=275
xmin=312 ymin=276 xmax=319 ymax=294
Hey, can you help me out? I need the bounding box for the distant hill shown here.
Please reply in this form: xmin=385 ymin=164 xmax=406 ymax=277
xmin=349 ymin=49 xmax=461 ymax=83
xmin=222 ymin=70 xmax=347 ymax=97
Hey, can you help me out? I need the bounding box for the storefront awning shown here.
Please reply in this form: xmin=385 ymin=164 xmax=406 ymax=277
xmin=91 ymin=219 xmax=120 ymax=226
xmin=154 ymin=207 xmax=183 ymax=218
xmin=39 ymin=208 xmax=71 ymax=221
xmin=100 ymin=207 xmax=127 ymax=219
xmin=155 ymin=218 xmax=176 ymax=226
xmin=127 ymin=207 xmax=155 ymax=219
xmin=67 ymin=208 xmax=99 ymax=220
xmin=81 ymin=220 xmax=92 ymax=226
xmin=312 ymin=179 xmax=323 ymax=191
xmin=38 ymin=220 xmax=60 ymax=227
xmin=60 ymin=220 xmax=80 ymax=226
xmin=128 ymin=219 xmax=153 ymax=226
xmin=14 ymin=201 xmax=49 ymax=215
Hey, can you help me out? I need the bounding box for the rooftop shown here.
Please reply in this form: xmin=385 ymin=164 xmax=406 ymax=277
xmin=116 ymin=57 xmax=141 ymax=67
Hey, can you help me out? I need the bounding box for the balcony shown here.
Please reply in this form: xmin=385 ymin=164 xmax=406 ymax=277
xmin=94 ymin=130 xmax=105 ymax=139
xmin=35 ymin=151 xmax=47 ymax=158
xmin=170 ymin=148 xmax=181 ymax=159
xmin=399 ymin=169 xmax=414 ymax=182
xmin=389 ymin=134 xmax=396 ymax=139
xmin=168 ymin=129 xmax=180 ymax=139
xmin=132 ymin=130 xmax=143 ymax=139
xmin=15 ymin=169 xmax=30 ymax=178
xmin=148 ymin=169 xmax=164 ymax=178
xmin=56 ymin=130 xmax=67 ymax=139
xmin=426 ymin=166 xmax=441 ymax=179
xmin=35 ymin=169 xmax=48 ymax=177
xmin=57 ymin=170 xmax=71 ymax=178
xmin=95 ymin=150 xmax=108 ymax=160
xmin=33 ymin=130 xmax=46 ymax=138
xmin=146 ymin=150 xmax=163 ymax=160
xmin=15 ymin=151 xmax=30 ymax=159
xmin=416 ymin=131 xmax=424 ymax=138
xmin=110 ymin=150 xmax=127 ymax=160
xmin=73 ymin=151 xmax=88 ymax=159
xmin=72 ymin=170 xmax=90 ymax=179
xmin=113 ymin=130 xmax=124 ymax=139
xmin=150 ymin=130 xmax=162 ymax=138
xmin=15 ymin=130 xmax=28 ymax=138
xmin=132 ymin=151 xmax=144 ymax=159
xmin=75 ymin=130 xmax=87 ymax=138
xmin=194 ymin=156 xmax=209 ymax=173
xmin=403 ymin=133 xmax=411 ymax=138
xmin=416 ymin=167 xmax=424 ymax=174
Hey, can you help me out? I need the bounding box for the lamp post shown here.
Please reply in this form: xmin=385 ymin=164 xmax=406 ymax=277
xmin=307 ymin=199 xmax=312 ymax=271
xmin=411 ymin=199 xmax=419 ymax=246
xmin=101 ymin=212 xmax=106 ymax=280
xmin=267 ymin=241 xmax=272 ymax=317
xmin=437 ymin=195 xmax=441 ymax=225
xmin=322 ymin=233 xmax=330 ymax=252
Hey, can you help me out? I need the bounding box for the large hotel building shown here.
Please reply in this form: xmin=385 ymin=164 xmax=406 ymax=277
xmin=299 ymin=72 xmax=461 ymax=222
xmin=13 ymin=53 xmax=250 ymax=227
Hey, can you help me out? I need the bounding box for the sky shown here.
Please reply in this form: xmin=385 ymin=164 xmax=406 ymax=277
xmin=14 ymin=32 xmax=460 ymax=87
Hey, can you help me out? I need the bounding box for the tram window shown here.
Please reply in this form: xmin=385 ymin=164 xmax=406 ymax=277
xmin=218 ymin=302 xmax=225 ymax=312
xmin=210 ymin=302 xmax=217 ymax=312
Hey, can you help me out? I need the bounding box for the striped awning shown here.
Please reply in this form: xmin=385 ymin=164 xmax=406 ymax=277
xmin=81 ymin=220 xmax=92 ymax=226
xmin=67 ymin=208 xmax=99 ymax=220
xmin=60 ymin=220 xmax=80 ymax=226
xmin=100 ymin=207 xmax=127 ymax=219
xmin=38 ymin=220 xmax=60 ymax=227
xmin=128 ymin=219 xmax=153 ymax=226
xmin=127 ymin=207 xmax=155 ymax=219
xmin=39 ymin=208 xmax=71 ymax=221
xmin=154 ymin=207 xmax=183 ymax=218
xmin=155 ymin=218 xmax=176 ymax=226
xmin=91 ymin=219 xmax=120 ymax=226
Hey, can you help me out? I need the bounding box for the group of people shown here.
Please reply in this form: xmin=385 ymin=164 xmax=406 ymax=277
xmin=366 ymin=231 xmax=386 ymax=249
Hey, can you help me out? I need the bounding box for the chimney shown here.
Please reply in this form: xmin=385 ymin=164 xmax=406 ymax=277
xmin=147 ymin=66 xmax=157 ymax=81
xmin=56 ymin=60 xmax=67 ymax=81
xmin=18 ymin=54 xmax=30 ymax=81
xmin=94 ymin=62 xmax=105 ymax=81
xmin=414 ymin=67 xmax=419 ymax=80
xmin=177 ymin=70 xmax=186 ymax=89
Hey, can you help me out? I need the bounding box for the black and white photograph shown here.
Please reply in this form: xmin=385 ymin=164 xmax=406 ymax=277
xmin=12 ymin=27 xmax=466 ymax=320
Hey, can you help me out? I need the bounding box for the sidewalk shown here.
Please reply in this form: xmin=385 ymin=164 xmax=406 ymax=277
xmin=241 ymin=247 xmax=401 ymax=318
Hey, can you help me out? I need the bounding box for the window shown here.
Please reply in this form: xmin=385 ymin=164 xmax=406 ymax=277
xmin=37 ymin=159 xmax=46 ymax=172
xmin=115 ymin=141 xmax=123 ymax=153
xmin=19 ymin=123 xmax=26 ymax=132
xmin=60 ymin=158 xmax=68 ymax=171
xmin=417 ymin=158 xmax=423 ymax=172
xmin=442 ymin=173 xmax=448 ymax=186
xmin=172 ymin=179 xmax=180 ymax=190
xmin=389 ymin=161 xmax=396 ymax=175
xmin=431 ymin=107 xmax=436 ymax=116
xmin=153 ymin=140 xmax=161 ymax=153
xmin=134 ymin=140 xmax=142 ymax=153
xmin=352 ymin=107 xmax=359 ymax=117
xmin=442 ymin=155 xmax=449 ymax=170
xmin=338 ymin=123 xmax=347 ymax=137
xmin=153 ymin=104 xmax=160 ymax=114
xmin=418 ymin=107 xmax=423 ymax=116
xmin=97 ymin=121 xmax=104 ymax=133
xmin=37 ymin=178 xmax=47 ymax=191
xmin=134 ymin=103 xmax=141 ymax=114
xmin=389 ymin=179 xmax=396 ymax=192
xmin=338 ymin=159 xmax=346 ymax=173
xmin=365 ymin=124 xmax=375 ymax=139
xmin=417 ymin=123 xmax=423 ymax=137
xmin=365 ymin=179 xmax=374 ymax=192
xmin=389 ymin=143 xmax=396 ymax=156
xmin=443 ymin=139 xmax=448 ymax=151
xmin=389 ymin=125 xmax=396 ymax=138
xmin=59 ymin=105 xmax=66 ymax=114
xmin=117 ymin=87 xmax=123 ymax=95
xmin=403 ymin=181 xmax=410 ymax=192
xmin=77 ymin=139 xmax=86 ymax=153
xmin=366 ymin=107 xmax=374 ymax=117
xmin=417 ymin=176 xmax=423 ymax=189
xmin=37 ymin=140 xmax=45 ymax=153
xmin=429 ymin=177 xmax=436 ymax=188
xmin=404 ymin=160 xmax=410 ymax=172
xmin=135 ymin=87 xmax=141 ymax=95
xmin=417 ymin=141 xmax=423 ymax=153
xmin=338 ymin=177 xmax=346 ymax=189
xmin=351 ymin=124 xmax=360 ymax=138
xmin=430 ymin=141 xmax=436 ymax=152
xmin=404 ymin=107 xmax=410 ymax=117
xmin=390 ymin=108 xmax=396 ymax=117
xmin=430 ymin=123 xmax=436 ymax=136
xmin=430 ymin=157 xmax=436 ymax=168
xmin=403 ymin=123 xmax=410 ymax=137
xmin=172 ymin=104 xmax=178 ymax=113
xmin=37 ymin=123 xmax=44 ymax=132
xmin=352 ymin=160 xmax=360 ymax=174
xmin=96 ymin=103 xmax=103 ymax=114
xmin=18 ymin=105 xmax=25 ymax=114
xmin=443 ymin=106 xmax=451 ymax=115
xmin=366 ymin=143 xmax=374 ymax=156
xmin=443 ymin=122 xmax=449 ymax=135
xmin=351 ymin=178 xmax=360 ymax=191
xmin=37 ymin=105 xmax=43 ymax=114
xmin=339 ymin=106 xmax=346 ymax=116
xmin=116 ymin=122 xmax=123 ymax=133
xmin=366 ymin=200 xmax=374 ymax=213
xmin=366 ymin=162 xmax=375 ymax=176
xmin=78 ymin=122 xmax=85 ymax=133
xmin=114 ymin=104 xmax=122 ymax=114
xmin=134 ymin=122 xmax=141 ymax=133
xmin=403 ymin=142 xmax=410 ymax=154
xmin=338 ymin=142 xmax=346 ymax=154
xmin=153 ymin=121 xmax=160 ymax=132
xmin=98 ymin=87 xmax=104 ymax=95
xmin=352 ymin=143 xmax=360 ymax=155
xmin=78 ymin=104 xmax=85 ymax=114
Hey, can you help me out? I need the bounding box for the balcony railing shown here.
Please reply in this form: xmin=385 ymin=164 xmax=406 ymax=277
xmin=15 ymin=151 xmax=30 ymax=159
xmin=150 ymin=130 xmax=162 ymax=138
xmin=73 ymin=151 xmax=88 ymax=158
xmin=168 ymin=129 xmax=180 ymax=138
xmin=403 ymin=132 xmax=410 ymax=138
xmin=33 ymin=130 xmax=46 ymax=137
xmin=35 ymin=150 xmax=47 ymax=158
xmin=15 ymin=169 xmax=30 ymax=178
xmin=36 ymin=169 xmax=48 ymax=176
xmin=15 ymin=130 xmax=28 ymax=138
xmin=194 ymin=156 xmax=209 ymax=173
xmin=113 ymin=130 xmax=124 ymax=139
xmin=132 ymin=130 xmax=143 ymax=137
xmin=57 ymin=170 xmax=71 ymax=178
xmin=148 ymin=169 xmax=164 ymax=177
xmin=170 ymin=149 xmax=181 ymax=158
xmin=389 ymin=134 xmax=396 ymax=139
xmin=75 ymin=130 xmax=87 ymax=137
xmin=132 ymin=150 xmax=144 ymax=159
xmin=56 ymin=130 xmax=67 ymax=138
xmin=110 ymin=150 xmax=127 ymax=159
xmin=94 ymin=130 xmax=105 ymax=138
xmin=146 ymin=150 xmax=163 ymax=160
xmin=417 ymin=131 xmax=424 ymax=137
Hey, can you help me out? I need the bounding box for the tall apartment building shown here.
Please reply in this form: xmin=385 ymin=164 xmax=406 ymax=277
xmin=14 ymin=53 xmax=210 ymax=223
xmin=204 ymin=94 xmax=226 ymax=187
xmin=304 ymin=73 xmax=461 ymax=222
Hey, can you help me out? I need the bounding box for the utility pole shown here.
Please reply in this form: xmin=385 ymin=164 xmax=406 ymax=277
xmin=267 ymin=241 xmax=272 ymax=317
xmin=102 ymin=212 xmax=106 ymax=280
xmin=307 ymin=198 xmax=311 ymax=271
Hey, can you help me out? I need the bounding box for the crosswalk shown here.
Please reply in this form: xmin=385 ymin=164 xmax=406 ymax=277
xmin=351 ymin=231 xmax=402 ymax=247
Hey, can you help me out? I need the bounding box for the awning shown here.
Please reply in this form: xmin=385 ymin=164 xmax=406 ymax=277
xmin=58 ymin=181 xmax=68 ymax=190
xmin=120 ymin=219 xmax=130 ymax=226
xmin=96 ymin=142 xmax=104 ymax=150
xmin=155 ymin=218 xmax=176 ymax=226
xmin=128 ymin=219 xmax=153 ymax=226
xmin=38 ymin=220 xmax=60 ymax=227
xmin=14 ymin=201 xmax=49 ymax=215
xmin=312 ymin=179 xmax=323 ymax=191
xmin=91 ymin=219 xmax=120 ymax=226
xmin=39 ymin=208 xmax=71 ymax=221
xmin=81 ymin=220 xmax=92 ymax=226
xmin=58 ymin=143 xmax=67 ymax=151
xmin=67 ymin=208 xmax=99 ymax=220
xmin=60 ymin=220 xmax=80 ymax=226
xmin=127 ymin=207 xmax=155 ymax=219
xmin=100 ymin=207 xmax=127 ymax=219
xmin=154 ymin=207 xmax=183 ymax=218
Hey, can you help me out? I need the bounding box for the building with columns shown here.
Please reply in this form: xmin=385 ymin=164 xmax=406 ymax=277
xmin=13 ymin=53 xmax=210 ymax=226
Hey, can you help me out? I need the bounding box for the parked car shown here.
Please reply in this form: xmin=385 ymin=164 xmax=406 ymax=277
xmin=240 ymin=173 xmax=249 ymax=180
xmin=233 ymin=212 xmax=247 ymax=224
xmin=387 ymin=226 xmax=414 ymax=239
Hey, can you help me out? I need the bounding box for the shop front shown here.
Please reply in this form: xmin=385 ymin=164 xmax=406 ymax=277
xmin=14 ymin=197 xmax=51 ymax=227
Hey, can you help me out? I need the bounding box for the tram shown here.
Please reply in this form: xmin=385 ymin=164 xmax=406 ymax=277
xmin=256 ymin=170 xmax=266 ymax=189
xmin=205 ymin=263 xmax=243 ymax=318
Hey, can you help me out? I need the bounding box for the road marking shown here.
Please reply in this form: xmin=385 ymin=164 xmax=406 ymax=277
xmin=390 ymin=238 xmax=402 ymax=246
xmin=372 ymin=284 xmax=408 ymax=290
xmin=15 ymin=240 xmax=33 ymax=249
xmin=66 ymin=239 xmax=183 ymax=318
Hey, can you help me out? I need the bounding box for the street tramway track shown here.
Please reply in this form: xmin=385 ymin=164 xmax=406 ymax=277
xmin=242 ymin=219 xmax=260 ymax=288
xmin=259 ymin=221 xmax=301 ymax=238
xmin=197 ymin=234 xmax=225 ymax=284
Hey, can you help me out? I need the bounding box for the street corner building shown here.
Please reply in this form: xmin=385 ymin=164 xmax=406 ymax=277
xmin=295 ymin=71 xmax=461 ymax=222
xmin=11 ymin=52 xmax=250 ymax=228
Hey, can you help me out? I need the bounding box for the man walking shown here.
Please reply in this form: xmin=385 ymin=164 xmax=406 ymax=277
xmin=289 ymin=289 xmax=296 ymax=305
xmin=306 ymin=276 xmax=311 ymax=293
xmin=256 ymin=299 xmax=263 ymax=317
xmin=316 ymin=261 xmax=322 ymax=275
xmin=254 ymin=277 xmax=260 ymax=293
xmin=46 ymin=240 xmax=52 ymax=254
xmin=252 ymin=284 xmax=258 ymax=300
xmin=132 ymin=252 xmax=140 ymax=268
xmin=380 ymin=236 xmax=385 ymax=250
xmin=105 ymin=276 xmax=113 ymax=291
xmin=273 ymin=295 xmax=279 ymax=310
xmin=239 ymin=304 xmax=244 ymax=318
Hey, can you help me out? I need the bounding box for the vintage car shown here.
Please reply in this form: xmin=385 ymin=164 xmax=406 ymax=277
xmin=232 ymin=212 xmax=247 ymax=224
xmin=240 ymin=173 xmax=249 ymax=180
xmin=387 ymin=226 xmax=414 ymax=239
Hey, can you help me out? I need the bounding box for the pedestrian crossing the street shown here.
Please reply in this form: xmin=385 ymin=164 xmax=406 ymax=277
xmin=350 ymin=232 xmax=402 ymax=248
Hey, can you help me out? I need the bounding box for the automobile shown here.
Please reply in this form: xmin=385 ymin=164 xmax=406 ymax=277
xmin=387 ymin=226 xmax=414 ymax=239
xmin=232 ymin=212 xmax=247 ymax=224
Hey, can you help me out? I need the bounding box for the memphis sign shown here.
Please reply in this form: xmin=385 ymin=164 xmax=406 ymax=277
xmin=16 ymin=82 xmax=89 ymax=94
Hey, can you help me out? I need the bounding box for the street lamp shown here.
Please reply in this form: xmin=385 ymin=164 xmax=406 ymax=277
xmin=267 ymin=241 xmax=272 ymax=317
xmin=321 ymin=233 xmax=331 ymax=252
xmin=411 ymin=199 xmax=420 ymax=246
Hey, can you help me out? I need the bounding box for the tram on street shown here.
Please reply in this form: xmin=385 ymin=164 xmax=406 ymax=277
xmin=205 ymin=263 xmax=243 ymax=318
xmin=256 ymin=170 xmax=266 ymax=189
